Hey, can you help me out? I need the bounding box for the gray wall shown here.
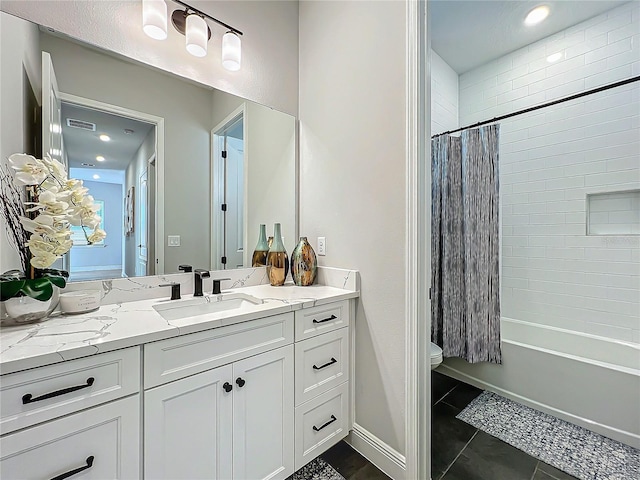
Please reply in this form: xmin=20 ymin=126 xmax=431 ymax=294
xmin=125 ymin=128 xmax=156 ymax=277
xmin=299 ymin=0 xmax=408 ymax=457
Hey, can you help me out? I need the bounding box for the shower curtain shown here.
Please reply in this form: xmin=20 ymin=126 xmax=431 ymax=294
xmin=431 ymin=124 xmax=502 ymax=364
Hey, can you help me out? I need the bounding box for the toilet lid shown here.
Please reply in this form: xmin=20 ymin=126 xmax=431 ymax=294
xmin=430 ymin=342 xmax=442 ymax=363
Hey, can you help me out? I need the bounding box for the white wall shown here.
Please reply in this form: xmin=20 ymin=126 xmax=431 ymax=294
xmin=430 ymin=50 xmax=458 ymax=135
xmin=299 ymin=0 xmax=408 ymax=465
xmin=0 ymin=0 xmax=299 ymax=116
xmin=0 ymin=12 xmax=41 ymax=273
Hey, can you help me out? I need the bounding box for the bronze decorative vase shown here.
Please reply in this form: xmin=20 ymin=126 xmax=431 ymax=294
xmin=266 ymin=223 xmax=289 ymax=286
xmin=290 ymin=237 xmax=317 ymax=286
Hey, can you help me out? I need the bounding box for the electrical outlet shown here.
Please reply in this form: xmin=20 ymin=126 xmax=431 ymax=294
xmin=317 ymin=237 xmax=326 ymax=256
xmin=168 ymin=235 xmax=181 ymax=247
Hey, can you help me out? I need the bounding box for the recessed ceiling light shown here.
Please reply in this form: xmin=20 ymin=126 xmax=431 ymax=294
xmin=99 ymin=134 xmax=110 ymax=142
xmin=547 ymin=52 xmax=563 ymax=63
xmin=96 ymin=155 xmax=105 ymax=162
xmin=124 ymin=129 xmax=135 ymax=135
xmin=92 ymin=174 xmax=100 ymax=180
xmin=525 ymin=5 xmax=549 ymax=26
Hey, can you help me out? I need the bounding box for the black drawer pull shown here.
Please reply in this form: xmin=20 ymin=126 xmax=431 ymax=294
xmin=313 ymin=415 xmax=337 ymax=432
xmin=236 ymin=377 xmax=246 ymax=388
xmin=223 ymin=382 xmax=233 ymax=393
xmin=312 ymin=314 xmax=337 ymax=324
xmin=23 ymin=377 xmax=95 ymax=404
xmin=50 ymin=455 xmax=94 ymax=480
xmin=313 ymin=358 xmax=337 ymax=370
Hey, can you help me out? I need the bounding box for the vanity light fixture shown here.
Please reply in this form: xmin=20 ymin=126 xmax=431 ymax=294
xmin=99 ymin=134 xmax=110 ymax=142
xmin=524 ymin=5 xmax=550 ymax=26
xmin=142 ymin=0 xmax=243 ymax=71
xmin=96 ymin=155 xmax=105 ymax=162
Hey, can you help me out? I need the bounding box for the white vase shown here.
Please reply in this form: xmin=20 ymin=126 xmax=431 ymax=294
xmin=1 ymin=286 xmax=60 ymax=327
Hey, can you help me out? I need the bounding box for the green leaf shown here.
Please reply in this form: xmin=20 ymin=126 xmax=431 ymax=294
xmin=20 ymin=278 xmax=54 ymax=301
xmin=48 ymin=276 xmax=67 ymax=289
xmin=0 ymin=280 xmax=25 ymax=302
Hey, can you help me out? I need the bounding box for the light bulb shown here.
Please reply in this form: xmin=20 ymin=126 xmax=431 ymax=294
xmin=143 ymin=0 xmax=168 ymax=40
xmin=525 ymin=6 xmax=549 ymax=26
xmin=222 ymin=31 xmax=241 ymax=71
xmin=186 ymin=14 xmax=208 ymax=57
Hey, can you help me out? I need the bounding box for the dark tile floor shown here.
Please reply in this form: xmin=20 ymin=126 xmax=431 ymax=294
xmin=432 ymin=371 xmax=578 ymax=480
xmin=322 ymin=441 xmax=391 ymax=480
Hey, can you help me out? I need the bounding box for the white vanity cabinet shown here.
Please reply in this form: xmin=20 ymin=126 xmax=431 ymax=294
xmin=143 ymin=313 xmax=295 ymax=480
xmin=0 ymin=348 xmax=141 ymax=479
xmin=0 ymin=297 xmax=354 ymax=479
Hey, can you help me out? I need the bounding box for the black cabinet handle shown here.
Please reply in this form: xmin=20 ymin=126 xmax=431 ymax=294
xmin=50 ymin=456 xmax=94 ymax=480
xmin=23 ymin=378 xmax=95 ymax=404
xmin=313 ymin=415 xmax=337 ymax=432
xmin=235 ymin=377 xmax=246 ymax=388
xmin=223 ymin=382 xmax=233 ymax=393
xmin=312 ymin=314 xmax=337 ymax=324
xmin=313 ymin=358 xmax=337 ymax=370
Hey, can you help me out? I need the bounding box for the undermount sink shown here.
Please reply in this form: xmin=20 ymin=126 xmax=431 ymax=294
xmin=153 ymin=293 xmax=264 ymax=322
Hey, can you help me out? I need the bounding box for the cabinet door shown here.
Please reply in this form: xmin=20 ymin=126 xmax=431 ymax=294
xmin=1 ymin=395 xmax=139 ymax=479
xmin=145 ymin=365 xmax=233 ymax=479
xmin=233 ymin=345 xmax=294 ymax=480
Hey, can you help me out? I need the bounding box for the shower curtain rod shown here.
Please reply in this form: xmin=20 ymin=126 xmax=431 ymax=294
xmin=431 ymin=75 xmax=640 ymax=138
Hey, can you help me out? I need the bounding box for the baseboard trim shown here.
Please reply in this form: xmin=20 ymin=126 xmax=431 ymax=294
xmin=347 ymin=424 xmax=406 ymax=480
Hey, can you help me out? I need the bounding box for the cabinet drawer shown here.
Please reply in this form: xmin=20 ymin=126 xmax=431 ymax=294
xmin=295 ymin=327 xmax=349 ymax=406
xmin=0 ymin=347 xmax=140 ymax=435
xmin=294 ymin=382 xmax=349 ymax=470
xmin=144 ymin=312 xmax=294 ymax=388
xmin=294 ymin=301 xmax=349 ymax=341
xmin=0 ymin=394 xmax=140 ymax=479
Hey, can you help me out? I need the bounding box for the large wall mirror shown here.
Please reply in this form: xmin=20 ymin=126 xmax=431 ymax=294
xmin=1 ymin=11 xmax=296 ymax=282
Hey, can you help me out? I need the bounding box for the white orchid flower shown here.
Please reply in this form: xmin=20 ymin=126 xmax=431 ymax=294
xmin=20 ymin=214 xmax=56 ymax=235
xmin=30 ymin=252 xmax=59 ymax=269
xmin=42 ymin=154 xmax=68 ymax=181
xmin=87 ymin=228 xmax=107 ymax=244
xmin=8 ymin=153 xmax=48 ymax=185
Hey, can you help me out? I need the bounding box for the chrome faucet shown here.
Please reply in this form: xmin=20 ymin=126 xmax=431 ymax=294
xmin=194 ymin=269 xmax=210 ymax=297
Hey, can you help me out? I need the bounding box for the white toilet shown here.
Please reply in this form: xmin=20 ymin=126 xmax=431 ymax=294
xmin=430 ymin=342 xmax=443 ymax=370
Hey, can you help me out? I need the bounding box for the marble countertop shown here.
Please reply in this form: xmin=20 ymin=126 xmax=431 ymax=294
xmin=0 ymin=283 xmax=359 ymax=375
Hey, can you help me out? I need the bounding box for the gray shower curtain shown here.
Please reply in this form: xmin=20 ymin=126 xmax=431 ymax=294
xmin=431 ymin=124 xmax=502 ymax=364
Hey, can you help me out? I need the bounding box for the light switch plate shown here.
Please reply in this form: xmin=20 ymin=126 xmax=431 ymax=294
xmin=317 ymin=237 xmax=326 ymax=256
xmin=168 ymin=235 xmax=181 ymax=247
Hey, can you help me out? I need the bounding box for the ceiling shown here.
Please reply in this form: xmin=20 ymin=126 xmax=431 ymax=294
xmin=430 ymin=0 xmax=630 ymax=74
xmin=62 ymin=103 xmax=154 ymax=172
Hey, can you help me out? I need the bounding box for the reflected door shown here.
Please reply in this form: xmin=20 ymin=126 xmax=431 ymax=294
xmin=136 ymin=168 xmax=149 ymax=276
xmin=225 ymin=136 xmax=244 ymax=269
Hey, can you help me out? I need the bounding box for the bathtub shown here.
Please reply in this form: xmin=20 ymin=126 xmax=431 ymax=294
xmin=439 ymin=317 xmax=640 ymax=449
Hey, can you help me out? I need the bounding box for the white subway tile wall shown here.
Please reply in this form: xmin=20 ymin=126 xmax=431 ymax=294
xmin=431 ymin=50 xmax=459 ymax=135
xmin=588 ymin=191 xmax=640 ymax=235
xmin=454 ymin=2 xmax=640 ymax=342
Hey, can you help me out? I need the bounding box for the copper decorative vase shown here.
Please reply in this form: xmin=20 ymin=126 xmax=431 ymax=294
xmin=290 ymin=237 xmax=317 ymax=286
xmin=266 ymin=223 xmax=288 ymax=286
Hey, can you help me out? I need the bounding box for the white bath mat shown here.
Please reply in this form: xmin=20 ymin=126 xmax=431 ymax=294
xmin=456 ymin=391 xmax=640 ymax=480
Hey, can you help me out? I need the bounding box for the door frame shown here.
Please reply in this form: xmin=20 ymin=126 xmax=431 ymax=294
xmin=211 ymin=104 xmax=247 ymax=271
xmin=58 ymin=92 xmax=166 ymax=275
